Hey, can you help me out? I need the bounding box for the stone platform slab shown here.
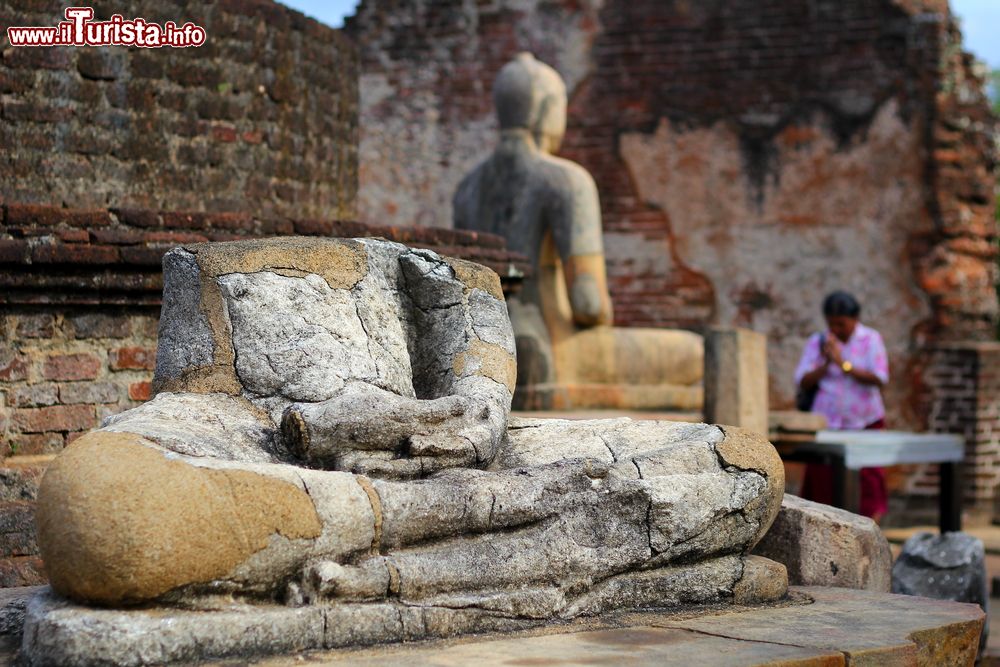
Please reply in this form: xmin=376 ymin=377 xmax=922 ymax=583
xmin=14 ymin=586 xmax=983 ymax=666
xmin=226 ymin=587 xmax=982 ymax=666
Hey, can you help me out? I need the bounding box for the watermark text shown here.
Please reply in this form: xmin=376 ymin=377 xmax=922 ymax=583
xmin=7 ymin=7 xmax=207 ymax=48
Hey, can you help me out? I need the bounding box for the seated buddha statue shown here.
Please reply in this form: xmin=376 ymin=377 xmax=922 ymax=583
xmin=453 ymin=53 xmax=703 ymax=411
xmin=33 ymin=237 xmax=783 ymax=624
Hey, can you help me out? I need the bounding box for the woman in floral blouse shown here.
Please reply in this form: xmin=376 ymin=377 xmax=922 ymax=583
xmin=794 ymin=291 xmax=890 ymax=521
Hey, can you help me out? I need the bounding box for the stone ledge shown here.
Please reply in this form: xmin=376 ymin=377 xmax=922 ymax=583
xmin=0 ymin=205 xmax=531 ymax=304
xmin=11 ymin=586 xmax=983 ymax=666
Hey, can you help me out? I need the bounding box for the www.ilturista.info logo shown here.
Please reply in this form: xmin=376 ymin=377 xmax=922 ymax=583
xmin=6 ymin=7 xmax=206 ymax=48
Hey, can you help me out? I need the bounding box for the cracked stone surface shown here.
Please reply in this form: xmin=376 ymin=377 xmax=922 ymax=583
xmin=17 ymin=587 xmax=984 ymax=666
xmin=24 ymin=237 xmax=788 ymax=666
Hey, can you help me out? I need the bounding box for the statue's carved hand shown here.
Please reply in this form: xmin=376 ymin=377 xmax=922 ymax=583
xmin=569 ymin=273 xmax=613 ymax=327
xmin=282 ymin=390 xmax=498 ymax=479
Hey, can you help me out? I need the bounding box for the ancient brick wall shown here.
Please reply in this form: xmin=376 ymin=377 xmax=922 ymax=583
xmin=910 ymin=343 xmax=1000 ymax=514
xmin=1 ymin=308 xmax=157 ymax=459
xmin=0 ymin=0 xmax=358 ymax=218
xmin=0 ymin=306 xmax=156 ymax=586
xmin=349 ymin=0 xmax=998 ymax=431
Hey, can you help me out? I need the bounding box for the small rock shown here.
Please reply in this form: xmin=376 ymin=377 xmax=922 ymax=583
xmin=892 ymin=531 xmax=988 ymax=651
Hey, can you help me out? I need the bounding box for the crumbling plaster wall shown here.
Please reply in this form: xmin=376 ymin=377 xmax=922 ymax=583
xmin=618 ymin=103 xmax=932 ymax=423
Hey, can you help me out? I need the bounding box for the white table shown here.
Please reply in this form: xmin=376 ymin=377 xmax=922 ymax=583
xmin=783 ymin=430 xmax=965 ymax=531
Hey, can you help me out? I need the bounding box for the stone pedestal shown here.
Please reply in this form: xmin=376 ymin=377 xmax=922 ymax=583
xmin=14 ymin=585 xmax=984 ymax=666
xmin=704 ymin=327 xmax=768 ymax=436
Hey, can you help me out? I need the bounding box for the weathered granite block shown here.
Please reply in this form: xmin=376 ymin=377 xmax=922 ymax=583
xmin=753 ymin=494 xmax=892 ymax=592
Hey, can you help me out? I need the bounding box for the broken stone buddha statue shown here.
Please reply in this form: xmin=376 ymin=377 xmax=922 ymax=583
xmin=28 ymin=238 xmax=784 ymax=661
xmin=454 ymin=53 xmax=703 ymax=411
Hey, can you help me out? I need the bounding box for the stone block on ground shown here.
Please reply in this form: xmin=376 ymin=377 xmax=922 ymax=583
xmin=892 ymin=531 xmax=988 ymax=650
xmin=753 ymin=493 xmax=892 ymax=591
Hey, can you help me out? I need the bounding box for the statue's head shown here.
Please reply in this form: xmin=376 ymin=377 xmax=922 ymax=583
xmin=493 ymin=53 xmax=567 ymax=154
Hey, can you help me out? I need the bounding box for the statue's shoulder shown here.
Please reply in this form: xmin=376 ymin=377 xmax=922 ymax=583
xmin=536 ymin=153 xmax=598 ymax=197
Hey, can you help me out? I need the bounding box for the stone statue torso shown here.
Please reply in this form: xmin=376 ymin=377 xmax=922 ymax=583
xmin=454 ymin=132 xmax=603 ymax=303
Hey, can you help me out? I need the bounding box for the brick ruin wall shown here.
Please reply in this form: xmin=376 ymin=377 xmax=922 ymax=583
xmin=0 ymin=0 xmax=358 ymax=218
xmin=916 ymin=343 xmax=1000 ymax=510
xmin=0 ymin=0 xmax=362 ymax=585
xmin=348 ymin=0 xmax=999 ymax=434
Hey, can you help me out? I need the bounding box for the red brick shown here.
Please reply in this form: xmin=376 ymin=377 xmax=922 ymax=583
xmin=4 ymin=203 xmax=65 ymax=227
xmin=109 ymin=346 xmax=156 ymax=371
xmin=206 ymin=232 xmax=249 ymax=242
xmin=293 ymin=218 xmax=333 ymax=235
xmin=205 ymin=212 xmax=254 ymax=231
xmin=15 ymin=314 xmax=55 ymax=338
xmin=89 ymin=228 xmax=146 ymax=244
xmin=0 ymin=555 xmax=46 ymax=587
xmin=0 ymin=70 xmax=30 ymax=95
xmin=0 ymin=353 xmax=29 ymax=382
xmin=31 ymin=243 xmax=120 ymax=264
xmin=331 ymin=221 xmax=379 ymax=237
xmin=1 ymin=101 xmax=72 ymax=123
xmin=242 ymin=130 xmax=264 ymax=144
xmin=120 ymin=245 xmax=169 ymax=265
xmin=69 ymin=209 xmax=113 ymax=227
xmin=161 ymin=212 xmax=210 ymax=230
xmin=3 ymin=433 xmax=64 ymax=457
xmin=258 ymin=218 xmax=295 ymax=235
xmin=128 ymin=381 xmax=153 ymax=401
xmin=42 ymin=353 xmax=102 ymax=381
xmin=0 ymin=239 xmax=29 ymax=263
xmin=69 ymin=313 xmax=132 ymax=339
xmin=144 ymin=231 xmax=209 ymax=243
xmin=3 ymin=45 xmax=71 ymax=70
xmin=4 ymin=204 xmax=111 ymax=228
xmin=112 ymin=208 xmax=160 ymax=228
xmin=12 ymin=404 xmax=96 ymax=433
xmin=0 ymin=500 xmax=37 ymax=557
xmin=60 ymin=381 xmax=120 ymax=404
xmin=6 ymin=383 xmax=59 ymax=408
xmin=65 ymin=431 xmax=87 ymax=445
xmin=212 ymin=125 xmax=238 ymax=142
xmin=56 ymin=228 xmax=91 ymax=243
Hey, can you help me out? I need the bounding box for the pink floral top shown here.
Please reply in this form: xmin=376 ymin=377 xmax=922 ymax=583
xmin=793 ymin=322 xmax=889 ymax=429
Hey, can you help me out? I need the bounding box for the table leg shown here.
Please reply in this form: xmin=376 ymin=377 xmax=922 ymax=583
xmin=939 ymin=462 xmax=962 ymax=533
xmin=831 ymin=457 xmax=860 ymax=514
